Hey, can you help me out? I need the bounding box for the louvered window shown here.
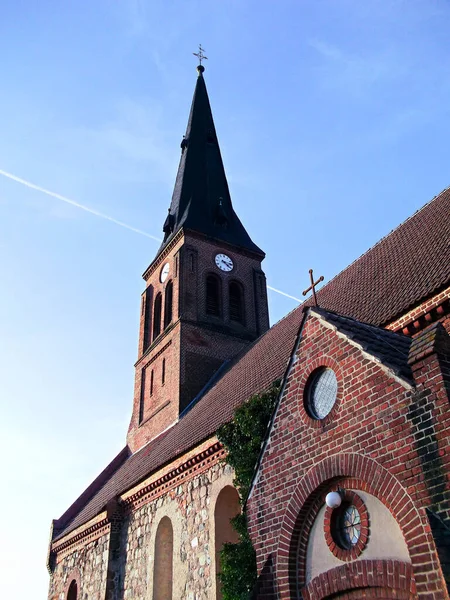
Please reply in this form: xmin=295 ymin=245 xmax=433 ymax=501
xmin=164 ymin=281 xmax=173 ymax=329
xmin=206 ymin=275 xmax=221 ymax=317
xmin=229 ymin=281 xmax=244 ymax=323
xmin=153 ymin=293 xmax=162 ymax=340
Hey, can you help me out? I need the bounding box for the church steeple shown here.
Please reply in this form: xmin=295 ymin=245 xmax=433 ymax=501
xmin=127 ymin=60 xmax=269 ymax=453
xmin=159 ymin=64 xmax=263 ymax=256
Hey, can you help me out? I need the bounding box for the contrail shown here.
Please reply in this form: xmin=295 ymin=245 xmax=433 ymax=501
xmin=267 ymin=286 xmax=301 ymax=302
xmin=1 ymin=168 xmax=301 ymax=303
xmin=0 ymin=168 xmax=162 ymax=242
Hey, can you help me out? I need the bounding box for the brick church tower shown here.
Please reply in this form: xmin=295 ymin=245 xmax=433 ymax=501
xmin=127 ymin=64 xmax=270 ymax=452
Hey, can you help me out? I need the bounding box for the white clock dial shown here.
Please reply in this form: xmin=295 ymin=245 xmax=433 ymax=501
xmin=215 ymin=253 xmax=234 ymax=272
xmin=160 ymin=262 xmax=170 ymax=283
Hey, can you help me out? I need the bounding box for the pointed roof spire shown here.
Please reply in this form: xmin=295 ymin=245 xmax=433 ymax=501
xmin=157 ymin=54 xmax=263 ymax=256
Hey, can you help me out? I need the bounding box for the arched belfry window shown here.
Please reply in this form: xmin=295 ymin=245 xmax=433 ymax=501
xmin=206 ymin=274 xmax=222 ymax=317
xmin=153 ymin=293 xmax=162 ymax=340
xmin=67 ymin=580 xmax=78 ymax=600
xmin=229 ymin=281 xmax=244 ymax=323
xmin=153 ymin=516 xmax=173 ymax=600
xmin=164 ymin=281 xmax=173 ymax=329
xmin=143 ymin=286 xmax=153 ymax=352
xmin=214 ymin=486 xmax=240 ymax=600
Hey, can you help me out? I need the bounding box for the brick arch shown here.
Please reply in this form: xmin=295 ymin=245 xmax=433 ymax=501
xmin=63 ymin=568 xmax=81 ymax=599
xmin=303 ymin=560 xmax=415 ymax=600
xmin=275 ymin=453 xmax=429 ymax=599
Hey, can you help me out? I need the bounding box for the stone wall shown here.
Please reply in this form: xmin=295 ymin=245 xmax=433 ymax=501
xmin=119 ymin=460 xmax=235 ymax=600
xmin=50 ymin=458 xmax=237 ymax=600
xmin=49 ymin=532 xmax=110 ymax=600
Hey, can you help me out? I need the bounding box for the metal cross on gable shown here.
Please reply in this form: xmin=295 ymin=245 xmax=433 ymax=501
xmin=193 ymin=44 xmax=208 ymax=65
xmin=302 ymin=269 xmax=324 ymax=307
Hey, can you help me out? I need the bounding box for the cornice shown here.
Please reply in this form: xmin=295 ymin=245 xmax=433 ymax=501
xmin=184 ymin=228 xmax=265 ymax=261
xmin=141 ymin=225 xmax=265 ymax=283
xmin=50 ymin=438 xmax=225 ymax=558
xmin=51 ymin=511 xmax=109 ymax=558
xmin=386 ymin=285 xmax=450 ymax=335
xmin=121 ymin=439 xmax=225 ymax=511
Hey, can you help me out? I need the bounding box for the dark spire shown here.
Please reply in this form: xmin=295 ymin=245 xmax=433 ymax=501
xmin=157 ymin=64 xmax=263 ymax=256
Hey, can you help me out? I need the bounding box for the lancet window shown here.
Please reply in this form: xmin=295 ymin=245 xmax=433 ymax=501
xmin=153 ymin=293 xmax=162 ymax=340
xmin=206 ymin=274 xmax=222 ymax=317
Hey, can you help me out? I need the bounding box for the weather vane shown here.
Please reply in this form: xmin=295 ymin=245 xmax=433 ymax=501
xmin=193 ymin=44 xmax=208 ymax=66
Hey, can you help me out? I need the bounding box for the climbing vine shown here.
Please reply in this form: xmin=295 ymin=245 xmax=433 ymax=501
xmin=216 ymin=380 xmax=280 ymax=600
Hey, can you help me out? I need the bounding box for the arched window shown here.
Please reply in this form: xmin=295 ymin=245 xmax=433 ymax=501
xmin=164 ymin=281 xmax=173 ymax=329
xmin=153 ymin=293 xmax=162 ymax=340
xmin=139 ymin=367 xmax=146 ymax=424
xmin=214 ymin=486 xmax=240 ymax=600
xmin=67 ymin=580 xmax=78 ymax=600
xmin=153 ymin=516 xmax=173 ymax=600
xmin=229 ymin=281 xmax=244 ymax=323
xmin=143 ymin=286 xmax=153 ymax=351
xmin=206 ymin=274 xmax=221 ymax=317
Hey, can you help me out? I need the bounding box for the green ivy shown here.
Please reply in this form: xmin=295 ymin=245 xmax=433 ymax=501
xmin=216 ymin=380 xmax=280 ymax=600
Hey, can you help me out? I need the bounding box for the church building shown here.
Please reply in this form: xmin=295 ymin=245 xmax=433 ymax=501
xmin=48 ymin=63 xmax=450 ymax=600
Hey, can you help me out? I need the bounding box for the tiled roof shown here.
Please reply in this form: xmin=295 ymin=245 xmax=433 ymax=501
xmin=313 ymin=307 xmax=413 ymax=383
xmin=53 ymin=187 xmax=450 ymax=541
xmin=310 ymin=187 xmax=450 ymax=325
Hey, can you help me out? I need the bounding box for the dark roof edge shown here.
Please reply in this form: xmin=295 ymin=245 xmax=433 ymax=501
xmin=53 ymin=445 xmax=130 ymax=539
xmin=311 ymin=307 xmax=414 ymax=386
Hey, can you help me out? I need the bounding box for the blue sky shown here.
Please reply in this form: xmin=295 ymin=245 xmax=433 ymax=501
xmin=1 ymin=1 xmax=449 ymax=597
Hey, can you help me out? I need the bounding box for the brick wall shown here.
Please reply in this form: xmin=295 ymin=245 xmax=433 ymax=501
xmin=248 ymin=313 xmax=450 ymax=599
xmin=127 ymin=231 xmax=269 ymax=452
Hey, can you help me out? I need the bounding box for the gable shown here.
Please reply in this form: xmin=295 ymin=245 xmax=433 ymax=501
xmin=250 ymin=310 xmax=414 ymax=502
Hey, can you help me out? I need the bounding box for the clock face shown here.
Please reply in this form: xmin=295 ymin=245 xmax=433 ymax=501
xmin=215 ymin=253 xmax=234 ymax=272
xmin=160 ymin=262 xmax=170 ymax=283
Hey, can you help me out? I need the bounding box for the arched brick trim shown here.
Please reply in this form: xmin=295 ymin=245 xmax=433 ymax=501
xmin=302 ymin=560 xmax=415 ymax=600
xmin=297 ymin=356 xmax=344 ymax=429
xmin=63 ymin=568 xmax=81 ymax=598
xmin=276 ymin=453 xmax=432 ymax=599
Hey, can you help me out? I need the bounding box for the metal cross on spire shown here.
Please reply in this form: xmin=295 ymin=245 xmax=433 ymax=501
xmin=193 ymin=44 xmax=208 ymax=66
xmin=302 ymin=269 xmax=325 ymax=307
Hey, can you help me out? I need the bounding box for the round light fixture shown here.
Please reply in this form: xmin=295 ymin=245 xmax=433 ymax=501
xmin=325 ymin=491 xmax=342 ymax=509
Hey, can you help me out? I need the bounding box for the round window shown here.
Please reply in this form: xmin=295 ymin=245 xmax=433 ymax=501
xmin=334 ymin=504 xmax=361 ymax=549
xmin=306 ymin=367 xmax=338 ymax=419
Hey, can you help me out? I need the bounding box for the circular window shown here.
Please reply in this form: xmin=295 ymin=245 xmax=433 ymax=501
xmin=306 ymin=368 xmax=338 ymax=419
xmin=324 ymin=490 xmax=369 ymax=560
xmin=333 ymin=503 xmax=361 ymax=549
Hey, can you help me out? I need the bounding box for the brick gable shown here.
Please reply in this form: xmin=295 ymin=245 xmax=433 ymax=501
xmin=248 ymin=311 xmax=450 ymax=598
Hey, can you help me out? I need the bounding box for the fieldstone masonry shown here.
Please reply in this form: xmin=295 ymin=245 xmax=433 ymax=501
xmin=50 ymin=533 xmax=109 ymax=600
xmin=50 ymin=459 xmax=235 ymax=600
